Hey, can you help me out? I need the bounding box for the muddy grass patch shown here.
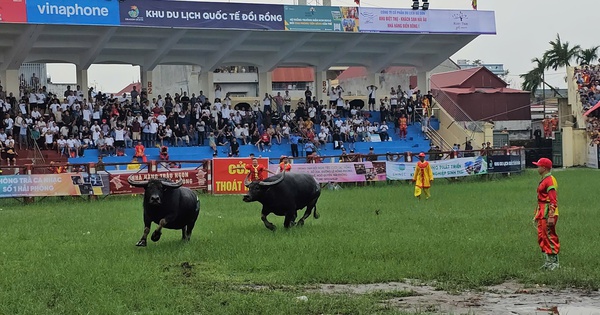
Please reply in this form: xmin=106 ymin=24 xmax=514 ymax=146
xmin=312 ymin=280 xmax=600 ymax=315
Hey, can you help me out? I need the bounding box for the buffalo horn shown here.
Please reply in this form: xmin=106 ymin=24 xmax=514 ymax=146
xmin=127 ymin=176 xmax=149 ymax=187
xmin=258 ymin=170 xmax=285 ymax=186
xmin=244 ymin=173 xmax=251 ymax=187
xmin=161 ymin=178 xmax=184 ymax=188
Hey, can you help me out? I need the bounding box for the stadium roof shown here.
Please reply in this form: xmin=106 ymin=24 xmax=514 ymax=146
xmin=0 ymin=24 xmax=478 ymax=73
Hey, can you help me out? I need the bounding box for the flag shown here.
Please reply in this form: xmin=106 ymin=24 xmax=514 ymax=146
xmin=354 ymin=0 xmax=360 ymax=5
xmin=471 ymin=0 xmax=477 ymax=10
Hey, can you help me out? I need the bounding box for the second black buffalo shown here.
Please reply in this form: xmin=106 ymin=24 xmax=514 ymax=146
xmin=243 ymin=171 xmax=320 ymax=230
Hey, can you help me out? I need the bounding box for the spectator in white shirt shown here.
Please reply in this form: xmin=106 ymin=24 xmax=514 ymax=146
xmin=114 ymin=125 xmax=125 ymax=148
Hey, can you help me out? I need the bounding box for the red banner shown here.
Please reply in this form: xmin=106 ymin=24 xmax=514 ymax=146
xmin=0 ymin=0 xmax=27 ymax=23
xmin=109 ymin=168 xmax=208 ymax=195
xmin=212 ymin=157 xmax=269 ymax=195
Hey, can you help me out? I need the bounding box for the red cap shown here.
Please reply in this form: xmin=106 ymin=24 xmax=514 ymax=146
xmin=532 ymin=158 xmax=552 ymax=169
xmin=418 ymin=152 xmax=426 ymax=157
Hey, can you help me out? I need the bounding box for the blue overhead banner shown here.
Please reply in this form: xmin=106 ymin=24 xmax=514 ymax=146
xmin=26 ymin=0 xmax=120 ymax=25
xmin=119 ymin=0 xmax=284 ymax=30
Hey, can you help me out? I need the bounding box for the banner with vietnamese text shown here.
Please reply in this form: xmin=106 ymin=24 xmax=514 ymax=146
xmin=120 ymin=0 xmax=284 ymax=30
xmin=268 ymin=162 xmax=387 ymax=183
xmin=212 ymin=158 xmax=269 ymax=194
xmin=0 ymin=173 xmax=110 ymax=198
xmin=486 ymin=154 xmax=524 ymax=173
xmin=358 ymin=8 xmax=496 ymax=34
xmin=109 ymin=168 xmax=208 ymax=195
xmin=386 ymin=156 xmax=487 ymax=180
xmin=284 ymin=5 xmax=358 ymax=32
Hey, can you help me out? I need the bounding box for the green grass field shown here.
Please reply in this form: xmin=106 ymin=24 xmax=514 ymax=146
xmin=0 ymin=169 xmax=598 ymax=314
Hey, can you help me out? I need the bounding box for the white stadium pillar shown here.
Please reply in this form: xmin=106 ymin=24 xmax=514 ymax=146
xmin=314 ymin=69 xmax=327 ymax=104
xmin=258 ymin=71 xmax=273 ymax=101
xmin=141 ymin=67 xmax=153 ymax=97
xmin=0 ymin=69 xmax=20 ymax=97
xmin=200 ymin=72 xmax=215 ymax=103
xmin=76 ymin=67 xmax=89 ymax=92
xmin=417 ymin=70 xmax=431 ymax=94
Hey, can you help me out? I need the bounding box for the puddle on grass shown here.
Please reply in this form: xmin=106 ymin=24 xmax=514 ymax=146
xmin=311 ymin=280 xmax=600 ymax=315
xmin=557 ymin=306 xmax=600 ymax=315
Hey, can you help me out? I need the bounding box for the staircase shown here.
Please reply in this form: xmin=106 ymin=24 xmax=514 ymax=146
xmin=15 ymin=147 xmax=68 ymax=169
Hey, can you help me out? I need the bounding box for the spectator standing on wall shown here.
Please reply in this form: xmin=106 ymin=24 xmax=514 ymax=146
xmin=366 ymin=85 xmax=378 ymax=111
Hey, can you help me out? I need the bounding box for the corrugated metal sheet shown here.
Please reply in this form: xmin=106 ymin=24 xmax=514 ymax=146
xmin=431 ymin=67 xmax=507 ymax=89
xmin=272 ymin=67 xmax=314 ymax=82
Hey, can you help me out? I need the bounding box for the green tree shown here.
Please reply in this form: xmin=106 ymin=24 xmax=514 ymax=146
xmin=520 ymin=57 xmax=563 ymax=97
xmin=577 ymin=46 xmax=600 ymax=65
xmin=543 ymin=33 xmax=581 ymax=70
xmin=520 ymin=57 xmax=546 ymax=96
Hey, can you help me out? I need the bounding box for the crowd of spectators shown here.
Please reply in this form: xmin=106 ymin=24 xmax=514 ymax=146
xmin=574 ymin=65 xmax=600 ymax=145
xmin=0 ymin=79 xmax=436 ymax=166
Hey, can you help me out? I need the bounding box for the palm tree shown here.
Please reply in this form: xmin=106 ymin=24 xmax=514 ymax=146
xmin=543 ymin=33 xmax=581 ymax=70
xmin=577 ymin=46 xmax=600 ymax=65
xmin=520 ymin=57 xmax=563 ymax=115
xmin=520 ymin=57 xmax=546 ymax=96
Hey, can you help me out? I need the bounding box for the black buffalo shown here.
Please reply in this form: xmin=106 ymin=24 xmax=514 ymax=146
xmin=243 ymin=171 xmax=320 ymax=230
xmin=128 ymin=177 xmax=200 ymax=246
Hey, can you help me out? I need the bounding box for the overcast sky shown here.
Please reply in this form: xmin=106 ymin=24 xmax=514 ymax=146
xmin=47 ymin=0 xmax=597 ymax=92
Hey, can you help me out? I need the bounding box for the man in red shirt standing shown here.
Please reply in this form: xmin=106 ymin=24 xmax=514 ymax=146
xmin=235 ymin=157 xmax=276 ymax=183
xmin=532 ymin=157 xmax=560 ymax=270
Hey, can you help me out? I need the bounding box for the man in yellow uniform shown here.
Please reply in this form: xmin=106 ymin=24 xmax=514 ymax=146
xmin=413 ymin=152 xmax=433 ymax=200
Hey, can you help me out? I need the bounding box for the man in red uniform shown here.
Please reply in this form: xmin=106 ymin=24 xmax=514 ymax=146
xmin=399 ymin=115 xmax=408 ymax=140
xmin=278 ymin=155 xmax=292 ymax=173
xmin=235 ymin=157 xmax=275 ymax=182
xmin=532 ymin=157 xmax=560 ymax=270
xmin=542 ymin=116 xmax=552 ymax=139
xmin=134 ymin=141 xmax=147 ymax=162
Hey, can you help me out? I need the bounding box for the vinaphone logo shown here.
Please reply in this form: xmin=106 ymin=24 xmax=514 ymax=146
xmin=36 ymin=2 xmax=111 ymax=18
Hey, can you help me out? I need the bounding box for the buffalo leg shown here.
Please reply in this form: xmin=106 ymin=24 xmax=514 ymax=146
xmin=261 ymin=214 xmax=276 ymax=231
xmin=183 ymin=221 xmax=195 ymax=241
xmin=298 ymin=199 xmax=318 ymax=226
xmin=181 ymin=226 xmax=188 ymax=241
xmin=136 ymin=215 xmax=152 ymax=247
xmin=151 ymin=218 xmax=168 ymax=242
xmin=137 ymin=227 xmax=150 ymax=247
xmin=284 ymin=213 xmax=297 ymax=228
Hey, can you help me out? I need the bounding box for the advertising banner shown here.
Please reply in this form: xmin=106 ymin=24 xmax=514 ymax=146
xmin=0 ymin=173 xmax=110 ymax=198
xmin=109 ymin=168 xmax=208 ymax=195
xmin=586 ymin=143 xmax=598 ymax=169
xmin=386 ymin=156 xmax=487 ymax=180
xmin=0 ymin=0 xmax=27 ymax=23
xmin=212 ymin=157 xmax=269 ymax=195
xmin=120 ymin=0 xmax=284 ymax=30
xmin=358 ymin=8 xmax=496 ymax=34
xmin=486 ymin=154 xmax=523 ymax=173
xmin=268 ymin=162 xmax=387 ymax=183
xmin=283 ymin=5 xmax=358 ymax=32
xmin=26 ymin=0 xmax=120 ymax=25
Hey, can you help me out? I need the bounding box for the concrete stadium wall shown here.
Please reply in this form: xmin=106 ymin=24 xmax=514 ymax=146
xmin=561 ymin=126 xmax=588 ymax=167
xmin=567 ymin=67 xmax=585 ymax=128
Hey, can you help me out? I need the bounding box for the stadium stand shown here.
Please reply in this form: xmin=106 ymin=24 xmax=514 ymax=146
xmin=574 ymin=65 xmax=600 ymax=145
xmin=0 ymin=82 xmax=435 ymax=169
